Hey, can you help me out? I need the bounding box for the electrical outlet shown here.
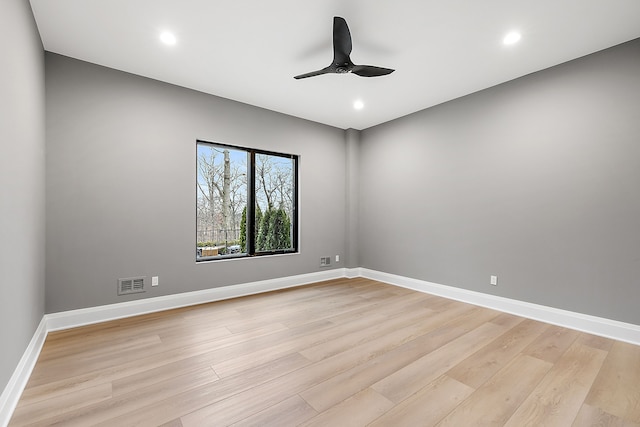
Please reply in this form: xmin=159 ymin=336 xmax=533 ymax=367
xmin=335 ymin=255 xmax=340 ymax=263
xmin=152 ymin=276 xmax=159 ymax=287
xmin=490 ymin=275 xmax=498 ymax=286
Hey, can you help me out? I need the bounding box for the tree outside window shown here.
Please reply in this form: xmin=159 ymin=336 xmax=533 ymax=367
xmin=196 ymin=141 xmax=298 ymax=260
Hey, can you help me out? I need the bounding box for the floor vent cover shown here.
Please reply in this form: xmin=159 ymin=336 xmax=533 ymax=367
xmin=118 ymin=276 xmax=146 ymax=295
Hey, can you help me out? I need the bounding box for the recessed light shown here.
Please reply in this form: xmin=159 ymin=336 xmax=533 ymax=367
xmin=353 ymin=100 xmax=364 ymax=110
xmin=503 ymin=31 xmax=521 ymax=46
xmin=160 ymin=31 xmax=177 ymax=46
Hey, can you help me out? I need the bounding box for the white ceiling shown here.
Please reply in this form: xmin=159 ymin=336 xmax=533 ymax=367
xmin=30 ymin=0 xmax=640 ymax=130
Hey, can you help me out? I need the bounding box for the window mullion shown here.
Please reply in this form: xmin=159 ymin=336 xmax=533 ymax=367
xmin=247 ymin=150 xmax=256 ymax=255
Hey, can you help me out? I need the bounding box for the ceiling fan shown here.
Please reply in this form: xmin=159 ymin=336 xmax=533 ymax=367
xmin=294 ymin=16 xmax=395 ymax=80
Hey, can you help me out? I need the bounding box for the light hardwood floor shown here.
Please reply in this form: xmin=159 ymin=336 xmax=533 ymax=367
xmin=9 ymin=278 xmax=640 ymax=426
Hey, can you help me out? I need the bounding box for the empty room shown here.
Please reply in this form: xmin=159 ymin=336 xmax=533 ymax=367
xmin=2 ymin=0 xmax=640 ymax=425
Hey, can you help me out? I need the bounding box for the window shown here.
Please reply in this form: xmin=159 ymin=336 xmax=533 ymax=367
xmin=196 ymin=140 xmax=298 ymax=261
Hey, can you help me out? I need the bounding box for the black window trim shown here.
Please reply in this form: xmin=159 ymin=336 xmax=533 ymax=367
xmin=196 ymin=139 xmax=299 ymax=262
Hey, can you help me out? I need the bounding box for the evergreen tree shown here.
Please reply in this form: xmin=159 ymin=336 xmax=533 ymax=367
xmin=256 ymin=207 xmax=272 ymax=251
xmin=269 ymin=208 xmax=291 ymax=250
xmin=239 ymin=206 xmax=247 ymax=252
xmin=283 ymin=209 xmax=291 ymax=248
xmin=243 ymin=204 xmax=291 ymax=252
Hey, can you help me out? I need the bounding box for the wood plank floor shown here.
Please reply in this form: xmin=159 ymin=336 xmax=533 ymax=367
xmin=9 ymin=278 xmax=640 ymax=426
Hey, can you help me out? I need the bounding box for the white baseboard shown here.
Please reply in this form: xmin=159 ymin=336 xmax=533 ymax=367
xmin=3 ymin=267 xmax=638 ymax=426
xmin=45 ymin=268 xmax=348 ymax=332
xmin=0 ymin=268 xmax=347 ymax=426
xmin=360 ymin=268 xmax=640 ymax=346
xmin=0 ymin=318 xmax=48 ymax=427
xmin=345 ymin=267 xmax=362 ymax=278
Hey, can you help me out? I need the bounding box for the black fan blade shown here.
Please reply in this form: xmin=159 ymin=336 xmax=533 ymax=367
xmin=294 ymin=17 xmax=394 ymax=80
xmin=294 ymin=66 xmax=332 ymax=80
xmin=351 ymin=65 xmax=395 ymax=77
xmin=333 ymin=16 xmax=352 ymax=64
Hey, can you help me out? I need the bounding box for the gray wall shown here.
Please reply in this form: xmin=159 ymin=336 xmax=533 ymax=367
xmin=359 ymin=38 xmax=640 ymax=325
xmin=0 ymin=0 xmax=46 ymax=393
xmin=45 ymin=53 xmax=347 ymax=313
xmin=35 ymin=30 xmax=640 ymax=324
xmin=345 ymin=129 xmax=361 ymax=269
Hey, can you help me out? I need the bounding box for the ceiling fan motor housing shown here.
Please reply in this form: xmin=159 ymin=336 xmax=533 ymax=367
xmin=335 ymin=63 xmax=353 ymax=73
